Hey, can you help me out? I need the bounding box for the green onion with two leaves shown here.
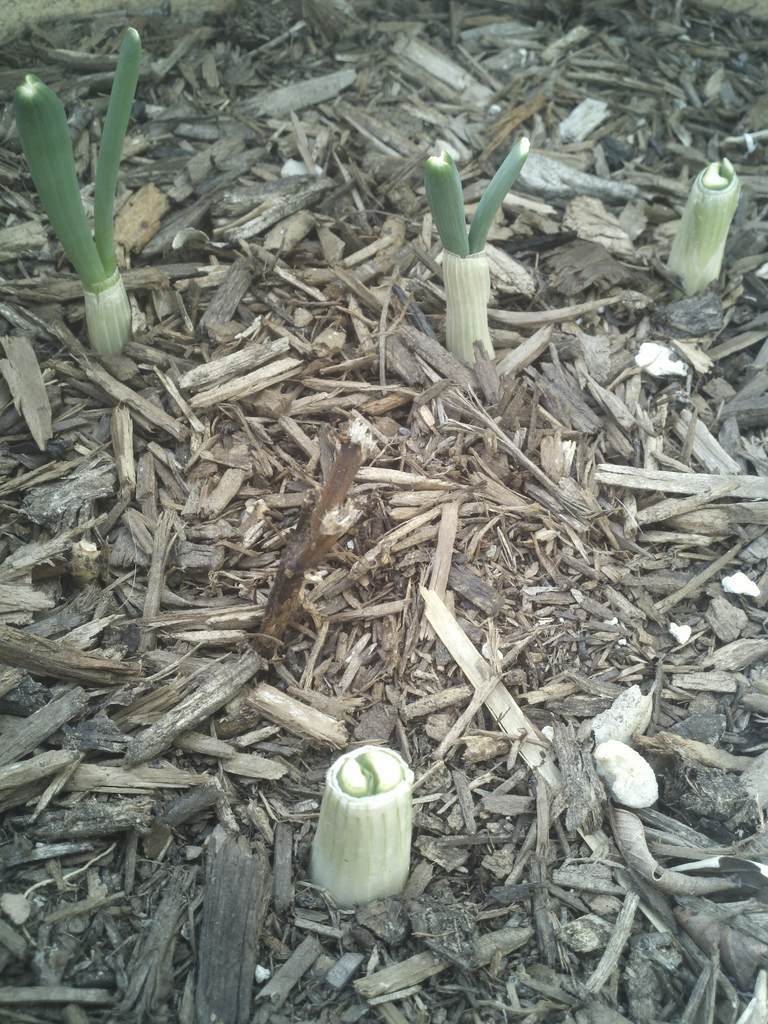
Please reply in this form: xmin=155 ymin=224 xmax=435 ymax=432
xmin=424 ymin=137 xmax=530 ymax=364
xmin=14 ymin=28 xmax=141 ymax=356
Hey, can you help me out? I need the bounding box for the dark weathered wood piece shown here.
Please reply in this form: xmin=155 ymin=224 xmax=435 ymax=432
xmin=396 ymin=325 xmax=475 ymax=388
xmin=325 ymin=952 xmax=365 ymax=990
xmin=0 ymin=626 xmax=139 ymax=686
xmin=195 ymin=827 xmax=271 ymax=1024
xmin=118 ymin=868 xmax=195 ymax=1021
xmin=254 ymin=935 xmax=321 ymax=1013
xmin=158 ymin=784 xmax=221 ymax=828
xmin=448 ymin=563 xmax=504 ymax=616
xmin=552 ymin=721 xmax=605 ymax=833
xmin=272 ymin=821 xmax=293 ymax=915
xmin=0 ymin=688 xmax=87 ymax=767
xmin=197 ymin=257 xmax=253 ymax=337
xmin=141 ymin=511 xmax=177 ymax=653
xmin=11 ymin=799 xmax=154 ymax=840
xmin=124 ymin=656 xmax=261 ymax=767
xmin=0 ymin=987 xmax=113 ymax=1006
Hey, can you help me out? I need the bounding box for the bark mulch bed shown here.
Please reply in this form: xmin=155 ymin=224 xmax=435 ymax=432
xmin=0 ymin=1 xmax=767 ymax=1022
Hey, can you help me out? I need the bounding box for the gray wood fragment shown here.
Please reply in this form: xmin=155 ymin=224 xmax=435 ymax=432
xmin=0 ymin=336 xmax=52 ymax=451
xmin=178 ymin=337 xmax=289 ymax=392
xmin=158 ymin=784 xmax=222 ymax=827
xmin=705 ymin=595 xmax=748 ymax=643
xmin=21 ymin=462 xmax=115 ymax=529
xmin=197 ymin=257 xmax=253 ymax=338
xmin=239 ymin=69 xmax=356 ymax=117
xmin=272 ymin=821 xmax=294 ymax=915
xmin=553 ymin=722 xmax=605 ymax=834
xmin=255 ymin=935 xmax=321 ymax=1011
xmin=0 ymin=987 xmax=113 ymax=1006
xmin=325 ymin=952 xmax=365 ymax=990
xmin=448 ymin=563 xmax=504 ymax=616
xmin=0 ymin=918 xmax=27 ymax=959
xmin=118 ymin=868 xmax=195 ymax=1020
xmin=0 ymin=687 xmax=87 ymax=767
xmin=141 ymin=511 xmax=177 ymax=653
xmin=124 ymin=656 xmax=261 ymax=766
xmin=11 ymin=799 xmax=154 ymax=840
xmin=518 ymin=154 xmax=638 ymax=203
xmin=196 ymin=828 xmax=271 ymax=1024
xmin=559 ymin=98 xmax=610 ymax=143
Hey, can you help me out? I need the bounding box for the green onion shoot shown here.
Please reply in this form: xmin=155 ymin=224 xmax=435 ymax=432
xmin=310 ymin=746 xmax=414 ymax=907
xmin=667 ymin=157 xmax=740 ymax=297
xmin=14 ymin=28 xmax=141 ymax=356
xmin=425 ymin=137 xmax=530 ymax=364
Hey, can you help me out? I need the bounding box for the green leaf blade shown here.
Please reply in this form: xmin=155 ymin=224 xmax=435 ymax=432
xmin=93 ymin=27 xmax=141 ymax=275
xmin=14 ymin=75 xmax=106 ymax=289
xmin=424 ymin=151 xmax=469 ymax=257
xmin=468 ymin=137 xmax=530 ymax=253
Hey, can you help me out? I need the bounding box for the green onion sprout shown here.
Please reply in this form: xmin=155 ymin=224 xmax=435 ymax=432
xmin=424 ymin=151 xmax=469 ymax=258
xmin=425 ymin=137 xmax=530 ymax=364
xmin=310 ymin=746 xmax=414 ymax=907
xmin=14 ymin=28 xmax=141 ymax=356
xmin=667 ymin=157 xmax=740 ymax=297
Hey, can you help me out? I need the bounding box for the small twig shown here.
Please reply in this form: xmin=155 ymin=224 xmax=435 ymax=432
xmin=259 ymin=423 xmax=371 ymax=647
xmin=585 ymin=891 xmax=640 ymax=994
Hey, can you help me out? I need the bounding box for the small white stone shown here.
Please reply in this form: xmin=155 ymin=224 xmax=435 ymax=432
xmin=635 ymin=342 xmax=687 ymax=378
xmin=1 ymin=892 xmax=31 ymax=925
xmin=669 ymin=622 xmax=692 ymax=645
xmin=722 ymin=571 xmax=761 ymax=597
xmin=281 ymin=159 xmax=323 ymax=178
xmin=592 ymin=685 xmax=653 ymax=746
xmin=594 ymin=740 xmax=658 ymax=808
xmin=255 ymin=964 xmax=272 ymax=983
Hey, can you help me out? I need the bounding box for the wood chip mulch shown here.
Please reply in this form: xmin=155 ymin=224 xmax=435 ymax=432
xmin=0 ymin=2 xmax=767 ymax=1022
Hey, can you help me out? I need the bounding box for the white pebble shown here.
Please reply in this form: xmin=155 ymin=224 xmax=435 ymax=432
xmin=669 ymin=622 xmax=692 ymax=645
xmin=722 ymin=571 xmax=760 ymax=598
xmin=635 ymin=342 xmax=687 ymax=378
xmin=281 ymin=159 xmax=323 ymax=178
xmin=594 ymin=740 xmax=658 ymax=808
xmin=592 ymin=685 xmax=653 ymax=746
xmin=0 ymin=892 xmax=31 ymax=925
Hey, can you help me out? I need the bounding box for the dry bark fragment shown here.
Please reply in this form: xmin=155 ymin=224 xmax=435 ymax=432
xmin=12 ymin=799 xmax=154 ymax=840
xmin=0 ymin=336 xmax=52 ymax=451
xmin=220 ymin=683 xmax=347 ymax=747
xmin=255 ymin=936 xmax=322 ymax=1012
xmin=117 ymin=868 xmax=194 ymax=1020
xmin=124 ymin=656 xmax=261 ymax=767
xmin=0 ymin=627 xmax=138 ymax=686
xmin=195 ymin=828 xmax=271 ymax=1024
xmin=0 ymin=688 xmax=88 ymax=767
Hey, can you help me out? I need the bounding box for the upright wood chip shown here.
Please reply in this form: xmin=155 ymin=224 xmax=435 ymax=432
xmin=196 ymin=827 xmax=270 ymax=1024
xmin=0 ymin=336 xmax=52 ymax=451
